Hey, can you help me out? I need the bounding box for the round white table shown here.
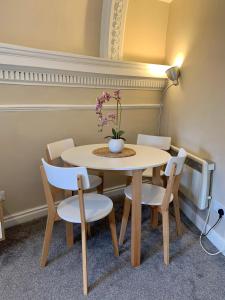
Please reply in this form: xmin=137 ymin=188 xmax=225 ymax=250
xmin=62 ymin=144 xmax=171 ymax=267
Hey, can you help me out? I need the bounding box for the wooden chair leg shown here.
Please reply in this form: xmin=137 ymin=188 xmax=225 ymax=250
xmin=162 ymin=175 xmax=167 ymax=188
xmin=119 ymin=198 xmax=131 ymax=245
xmin=66 ymin=222 xmax=74 ymax=249
xmin=40 ymin=214 xmax=55 ymax=268
xmin=151 ymin=206 xmax=159 ymax=228
xmin=162 ymin=210 xmax=170 ymax=265
xmin=97 ymin=172 xmax=104 ymax=194
xmin=108 ymin=209 xmax=119 ymax=256
xmin=126 ymin=176 xmax=132 ymax=186
xmin=81 ymin=223 xmax=88 ymax=295
xmin=82 ymin=176 xmax=91 ymax=240
xmin=173 ymin=193 xmax=182 ymax=236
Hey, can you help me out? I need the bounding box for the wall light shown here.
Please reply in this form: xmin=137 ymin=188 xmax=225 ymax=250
xmin=165 ymin=66 xmax=180 ymax=85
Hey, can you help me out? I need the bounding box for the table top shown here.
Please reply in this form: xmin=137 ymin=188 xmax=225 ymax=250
xmin=61 ymin=144 xmax=171 ymax=171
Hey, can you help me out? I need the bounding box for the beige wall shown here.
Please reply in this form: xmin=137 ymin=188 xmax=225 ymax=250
xmin=0 ymin=0 xmax=169 ymax=64
xmin=0 ymin=0 xmax=102 ymax=56
xmin=162 ymin=0 xmax=225 ymax=236
xmin=0 ymin=85 xmax=160 ymax=215
xmin=123 ymin=0 xmax=169 ymax=64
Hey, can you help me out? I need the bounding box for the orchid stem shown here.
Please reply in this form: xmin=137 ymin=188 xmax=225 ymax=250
xmin=116 ymin=99 xmax=119 ymax=138
xmin=119 ymin=101 xmax=122 ymax=133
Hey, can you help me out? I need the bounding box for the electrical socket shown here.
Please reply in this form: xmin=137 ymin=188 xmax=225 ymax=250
xmin=213 ymin=200 xmax=225 ymax=215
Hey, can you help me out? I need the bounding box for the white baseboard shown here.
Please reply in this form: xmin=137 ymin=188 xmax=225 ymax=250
xmin=181 ymin=199 xmax=225 ymax=256
xmin=4 ymin=184 xmax=125 ymax=229
xmin=4 ymin=203 xmax=50 ymax=229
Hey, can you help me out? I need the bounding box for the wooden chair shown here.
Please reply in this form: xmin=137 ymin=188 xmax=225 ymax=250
xmin=137 ymin=134 xmax=171 ymax=180
xmin=40 ymin=159 xmax=119 ymax=295
xmin=46 ymin=138 xmax=104 ymax=237
xmin=46 ymin=138 xmax=103 ymax=193
xmin=122 ymin=134 xmax=172 ymax=228
xmin=122 ymin=134 xmax=171 ymax=184
xmin=119 ymin=150 xmax=186 ymax=265
xmin=149 ymin=147 xmax=187 ymax=233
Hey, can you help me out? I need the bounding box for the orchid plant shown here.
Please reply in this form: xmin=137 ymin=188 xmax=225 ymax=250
xmin=96 ymin=90 xmax=125 ymax=140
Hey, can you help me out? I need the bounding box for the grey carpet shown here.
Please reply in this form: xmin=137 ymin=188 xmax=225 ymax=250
xmin=1 ymin=194 xmax=225 ymax=300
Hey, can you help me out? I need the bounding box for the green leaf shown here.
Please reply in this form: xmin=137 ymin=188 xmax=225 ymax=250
xmin=117 ymin=130 xmax=125 ymax=137
xmin=112 ymin=128 xmax=117 ymax=138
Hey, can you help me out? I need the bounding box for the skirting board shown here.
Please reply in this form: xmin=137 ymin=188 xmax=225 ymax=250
xmin=4 ymin=184 xmax=225 ymax=256
xmin=180 ymin=198 xmax=225 ymax=256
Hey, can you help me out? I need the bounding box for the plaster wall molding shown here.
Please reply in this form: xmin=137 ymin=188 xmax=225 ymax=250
xmin=0 ymin=43 xmax=169 ymax=89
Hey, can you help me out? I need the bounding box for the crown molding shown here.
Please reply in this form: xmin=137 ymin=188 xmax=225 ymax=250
xmin=0 ymin=43 xmax=169 ymax=89
xmin=0 ymin=68 xmax=166 ymax=90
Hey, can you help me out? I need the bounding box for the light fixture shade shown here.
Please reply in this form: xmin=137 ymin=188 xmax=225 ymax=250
xmin=165 ymin=66 xmax=180 ymax=85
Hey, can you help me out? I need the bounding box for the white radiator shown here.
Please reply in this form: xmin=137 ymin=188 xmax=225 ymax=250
xmin=170 ymin=145 xmax=215 ymax=210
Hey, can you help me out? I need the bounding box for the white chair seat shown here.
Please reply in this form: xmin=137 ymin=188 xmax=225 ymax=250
xmin=57 ymin=193 xmax=113 ymax=223
xmin=88 ymin=175 xmax=102 ymax=189
xmin=124 ymin=183 xmax=173 ymax=206
xmin=142 ymin=168 xmax=164 ymax=178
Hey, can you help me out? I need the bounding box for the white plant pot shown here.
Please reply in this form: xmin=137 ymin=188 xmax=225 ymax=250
xmin=108 ymin=138 xmax=124 ymax=153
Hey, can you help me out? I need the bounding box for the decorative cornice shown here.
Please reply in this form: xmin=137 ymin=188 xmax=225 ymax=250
xmin=0 ymin=43 xmax=169 ymax=89
xmin=0 ymin=68 xmax=166 ymax=89
xmin=110 ymin=0 xmax=129 ymax=60
xmin=0 ymin=104 xmax=161 ymax=112
xmin=100 ymin=0 xmax=129 ymax=60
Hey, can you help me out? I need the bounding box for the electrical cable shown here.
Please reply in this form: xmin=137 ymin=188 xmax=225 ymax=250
xmin=202 ymin=216 xmax=222 ymax=237
xmin=158 ymin=82 xmax=176 ymax=135
xmin=200 ymin=200 xmax=225 ymax=256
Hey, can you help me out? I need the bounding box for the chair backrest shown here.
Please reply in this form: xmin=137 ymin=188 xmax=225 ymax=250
xmin=164 ymin=148 xmax=187 ymax=177
xmin=46 ymin=138 xmax=75 ymax=162
xmin=42 ymin=159 xmax=90 ymax=191
xmin=178 ymin=147 xmax=187 ymax=158
xmin=137 ymin=134 xmax=171 ymax=150
xmin=162 ymin=148 xmax=187 ymax=210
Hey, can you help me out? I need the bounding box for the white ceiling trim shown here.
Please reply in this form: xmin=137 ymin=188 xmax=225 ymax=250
xmin=0 ymin=43 xmax=169 ymax=90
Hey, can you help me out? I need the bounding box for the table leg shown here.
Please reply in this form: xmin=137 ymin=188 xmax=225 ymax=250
xmin=131 ymin=169 xmax=143 ymax=267
xmin=152 ymin=166 xmax=163 ymax=186
xmin=97 ymin=171 xmax=104 ymax=194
